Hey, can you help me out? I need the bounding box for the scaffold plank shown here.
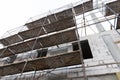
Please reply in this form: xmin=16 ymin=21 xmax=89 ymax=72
xmin=26 ymin=17 xmax=49 ymax=29
xmin=0 ymin=39 xmax=9 ymax=46
xmin=0 ymin=48 xmax=13 ymax=57
xmin=0 ymin=29 xmax=77 ymax=57
xmin=0 ymin=50 xmax=81 ymax=76
xmin=25 ymin=0 xmax=93 ymax=29
xmin=105 ymin=1 xmax=120 ymax=16
xmin=74 ymin=0 xmax=93 ymax=15
xmin=0 ymin=34 xmax=22 ymax=46
xmin=26 ymin=9 xmax=74 ymax=29
xmin=19 ymin=17 xmax=75 ymax=40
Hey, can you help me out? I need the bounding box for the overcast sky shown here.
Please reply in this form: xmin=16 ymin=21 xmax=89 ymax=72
xmin=0 ymin=0 xmax=81 ymax=37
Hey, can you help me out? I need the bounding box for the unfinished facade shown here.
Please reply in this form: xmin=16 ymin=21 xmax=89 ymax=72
xmin=0 ymin=0 xmax=120 ymax=80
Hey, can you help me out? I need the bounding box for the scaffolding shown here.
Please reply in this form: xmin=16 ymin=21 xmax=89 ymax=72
xmin=0 ymin=0 xmax=120 ymax=80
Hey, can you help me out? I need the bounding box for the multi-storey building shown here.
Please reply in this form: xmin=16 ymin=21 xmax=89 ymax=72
xmin=0 ymin=0 xmax=120 ymax=80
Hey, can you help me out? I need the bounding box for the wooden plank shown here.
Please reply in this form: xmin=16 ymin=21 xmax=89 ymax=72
xmin=19 ymin=17 xmax=75 ymax=40
xmin=25 ymin=9 xmax=74 ymax=29
xmin=38 ymin=29 xmax=77 ymax=47
xmin=0 ymin=29 xmax=77 ymax=57
xmin=9 ymin=42 xmax=32 ymax=54
xmin=25 ymin=0 xmax=93 ymax=29
xmin=25 ymin=17 xmax=49 ymax=29
xmin=47 ymin=14 xmax=57 ymax=23
xmin=55 ymin=9 xmax=73 ymax=21
xmin=74 ymin=0 xmax=93 ymax=15
xmin=0 ymin=39 xmax=9 ymax=46
xmin=18 ymin=27 xmax=45 ymax=40
xmin=105 ymin=1 xmax=120 ymax=16
xmin=0 ymin=50 xmax=81 ymax=76
xmin=0 ymin=34 xmax=22 ymax=46
xmin=0 ymin=48 xmax=14 ymax=57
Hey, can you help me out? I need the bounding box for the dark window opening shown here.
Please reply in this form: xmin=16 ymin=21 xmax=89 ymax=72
xmin=72 ymin=40 xmax=93 ymax=59
xmin=116 ymin=14 xmax=120 ymax=29
xmin=37 ymin=49 xmax=48 ymax=58
xmin=72 ymin=42 xmax=79 ymax=51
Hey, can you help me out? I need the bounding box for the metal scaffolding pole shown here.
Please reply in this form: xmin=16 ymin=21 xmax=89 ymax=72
xmin=72 ymin=2 xmax=88 ymax=80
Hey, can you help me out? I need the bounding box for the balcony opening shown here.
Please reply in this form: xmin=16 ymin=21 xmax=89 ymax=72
xmin=72 ymin=40 xmax=93 ymax=59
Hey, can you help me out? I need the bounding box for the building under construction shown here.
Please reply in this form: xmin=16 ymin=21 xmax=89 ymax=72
xmin=0 ymin=0 xmax=120 ymax=80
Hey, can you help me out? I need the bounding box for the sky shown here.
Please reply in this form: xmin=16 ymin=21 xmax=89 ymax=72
xmin=0 ymin=0 xmax=81 ymax=37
